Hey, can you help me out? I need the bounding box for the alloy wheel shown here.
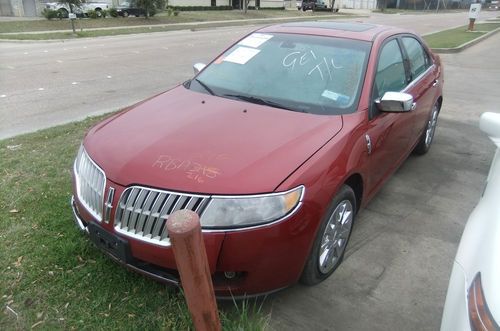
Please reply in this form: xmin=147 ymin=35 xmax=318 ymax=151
xmin=425 ymin=105 xmax=439 ymax=147
xmin=318 ymin=200 xmax=353 ymax=274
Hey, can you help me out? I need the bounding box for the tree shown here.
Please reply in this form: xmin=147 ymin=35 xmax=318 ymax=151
xmin=59 ymin=0 xmax=82 ymax=33
xmin=377 ymin=0 xmax=387 ymax=11
xmin=134 ymin=0 xmax=165 ymax=18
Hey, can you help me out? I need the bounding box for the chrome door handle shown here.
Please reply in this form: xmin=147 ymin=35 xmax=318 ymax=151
xmin=411 ymin=102 xmax=417 ymax=111
xmin=432 ymin=79 xmax=439 ymax=87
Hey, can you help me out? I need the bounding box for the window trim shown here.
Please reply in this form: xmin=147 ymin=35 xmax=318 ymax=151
xmin=399 ymin=35 xmax=433 ymax=83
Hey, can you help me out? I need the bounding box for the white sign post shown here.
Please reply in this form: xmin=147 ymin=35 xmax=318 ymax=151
xmin=468 ymin=3 xmax=481 ymax=31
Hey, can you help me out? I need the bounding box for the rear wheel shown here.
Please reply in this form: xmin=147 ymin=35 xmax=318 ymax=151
xmin=414 ymin=102 xmax=440 ymax=155
xmin=122 ymin=10 xmax=129 ymax=17
xmin=300 ymin=185 xmax=356 ymax=285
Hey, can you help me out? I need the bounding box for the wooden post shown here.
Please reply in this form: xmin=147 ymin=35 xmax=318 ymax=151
xmin=167 ymin=210 xmax=221 ymax=331
xmin=468 ymin=18 xmax=476 ymax=31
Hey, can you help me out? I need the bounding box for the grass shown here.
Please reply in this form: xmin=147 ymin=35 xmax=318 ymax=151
xmin=0 ymin=15 xmax=346 ymax=40
xmin=0 ymin=9 xmax=350 ymax=34
xmin=0 ymin=115 xmax=269 ymax=330
xmin=423 ymin=23 xmax=500 ymax=48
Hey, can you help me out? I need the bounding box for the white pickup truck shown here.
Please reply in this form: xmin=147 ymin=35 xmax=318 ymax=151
xmin=45 ymin=1 xmax=111 ymax=17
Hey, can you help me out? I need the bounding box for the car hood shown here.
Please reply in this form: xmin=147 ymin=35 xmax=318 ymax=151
xmin=84 ymin=86 xmax=343 ymax=194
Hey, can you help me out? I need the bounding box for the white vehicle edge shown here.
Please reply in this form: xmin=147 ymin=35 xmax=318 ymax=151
xmin=441 ymin=112 xmax=500 ymax=330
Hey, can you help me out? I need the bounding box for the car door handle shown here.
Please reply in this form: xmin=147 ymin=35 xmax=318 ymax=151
xmin=432 ymin=79 xmax=439 ymax=87
xmin=411 ymin=102 xmax=417 ymax=111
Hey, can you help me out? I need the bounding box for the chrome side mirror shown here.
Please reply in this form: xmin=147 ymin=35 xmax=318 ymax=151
xmin=193 ymin=63 xmax=206 ymax=75
xmin=375 ymin=92 xmax=415 ymax=113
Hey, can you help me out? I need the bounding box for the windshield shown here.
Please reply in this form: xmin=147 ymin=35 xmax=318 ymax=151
xmin=188 ymin=32 xmax=371 ymax=115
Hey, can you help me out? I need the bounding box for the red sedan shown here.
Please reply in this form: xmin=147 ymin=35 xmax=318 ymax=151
xmin=71 ymin=21 xmax=443 ymax=296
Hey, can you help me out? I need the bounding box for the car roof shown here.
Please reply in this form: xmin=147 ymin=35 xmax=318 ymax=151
xmin=258 ymin=21 xmax=410 ymax=42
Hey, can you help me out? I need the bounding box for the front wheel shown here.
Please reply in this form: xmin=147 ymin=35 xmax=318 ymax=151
xmin=58 ymin=8 xmax=69 ymax=19
xmin=300 ymin=185 xmax=356 ymax=285
xmin=413 ymin=102 xmax=440 ymax=155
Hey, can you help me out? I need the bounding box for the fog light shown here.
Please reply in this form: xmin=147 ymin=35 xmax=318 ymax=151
xmin=224 ymin=271 xmax=236 ymax=279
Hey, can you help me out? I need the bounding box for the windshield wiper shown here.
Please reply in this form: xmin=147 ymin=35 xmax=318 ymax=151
xmin=222 ymin=94 xmax=306 ymax=113
xmin=193 ymin=78 xmax=215 ymax=96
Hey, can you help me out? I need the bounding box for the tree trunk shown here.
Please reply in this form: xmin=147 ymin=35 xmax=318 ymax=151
xmin=69 ymin=3 xmax=76 ymax=34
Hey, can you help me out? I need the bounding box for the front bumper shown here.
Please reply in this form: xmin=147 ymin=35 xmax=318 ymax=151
xmin=71 ymin=186 xmax=320 ymax=296
xmin=71 ymin=196 xmax=181 ymax=287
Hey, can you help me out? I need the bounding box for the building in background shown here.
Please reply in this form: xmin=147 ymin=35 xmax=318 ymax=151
xmin=0 ymin=0 xmax=284 ymax=16
xmin=1 ymin=0 xmax=40 ymax=16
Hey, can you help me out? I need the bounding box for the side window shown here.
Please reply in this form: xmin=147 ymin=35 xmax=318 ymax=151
xmin=374 ymin=39 xmax=407 ymax=100
xmin=402 ymin=37 xmax=431 ymax=80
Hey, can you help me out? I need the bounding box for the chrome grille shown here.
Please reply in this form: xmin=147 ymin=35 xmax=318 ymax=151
xmin=74 ymin=146 xmax=106 ymax=221
xmin=114 ymin=186 xmax=210 ymax=246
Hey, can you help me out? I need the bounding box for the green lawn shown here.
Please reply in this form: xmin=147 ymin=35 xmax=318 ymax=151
xmin=423 ymin=23 xmax=500 ymax=49
xmin=0 ymin=9 xmax=348 ymax=34
xmin=0 ymin=116 xmax=268 ymax=330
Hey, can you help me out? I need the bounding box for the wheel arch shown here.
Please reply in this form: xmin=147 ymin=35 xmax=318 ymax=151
xmin=436 ymin=95 xmax=443 ymax=111
xmin=344 ymin=173 xmax=363 ymax=213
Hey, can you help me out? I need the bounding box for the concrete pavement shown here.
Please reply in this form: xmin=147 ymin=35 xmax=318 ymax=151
xmin=265 ymin=27 xmax=500 ymax=331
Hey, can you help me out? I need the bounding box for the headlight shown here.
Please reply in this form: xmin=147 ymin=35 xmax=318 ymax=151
xmin=200 ymin=186 xmax=304 ymax=229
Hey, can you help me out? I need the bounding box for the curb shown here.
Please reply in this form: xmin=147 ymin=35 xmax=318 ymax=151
xmin=430 ymin=25 xmax=500 ymax=54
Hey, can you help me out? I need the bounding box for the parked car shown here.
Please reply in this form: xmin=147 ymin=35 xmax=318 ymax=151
xmin=45 ymin=1 xmax=109 ymax=18
xmin=115 ymin=2 xmax=154 ymax=17
xmin=71 ymin=22 xmax=443 ymax=296
xmin=300 ymin=0 xmax=327 ymax=10
xmin=441 ymin=112 xmax=500 ymax=330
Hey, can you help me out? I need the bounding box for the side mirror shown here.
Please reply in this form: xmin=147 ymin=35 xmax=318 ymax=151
xmin=193 ymin=63 xmax=206 ymax=75
xmin=375 ymin=92 xmax=415 ymax=113
xmin=480 ymin=112 xmax=500 ymax=148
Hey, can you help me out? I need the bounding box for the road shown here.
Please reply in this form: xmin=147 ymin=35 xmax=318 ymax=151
xmin=0 ymin=10 xmax=498 ymax=139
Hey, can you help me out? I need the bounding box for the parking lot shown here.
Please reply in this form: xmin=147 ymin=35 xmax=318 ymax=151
xmin=1 ymin=10 xmax=499 ymax=330
xmin=266 ymin=31 xmax=500 ymax=331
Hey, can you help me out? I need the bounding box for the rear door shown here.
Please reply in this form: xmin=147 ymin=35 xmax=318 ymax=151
xmin=400 ymin=36 xmax=439 ymax=145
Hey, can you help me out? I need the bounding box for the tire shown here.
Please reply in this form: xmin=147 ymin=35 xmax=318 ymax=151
xmin=95 ymin=8 xmax=102 ymax=17
xmin=123 ymin=11 xmax=129 ymax=17
xmin=300 ymin=185 xmax=356 ymax=285
xmin=413 ymin=102 xmax=440 ymax=155
xmin=58 ymin=8 xmax=69 ymax=19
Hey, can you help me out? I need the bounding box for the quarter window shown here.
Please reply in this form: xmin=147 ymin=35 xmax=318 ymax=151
xmin=374 ymin=39 xmax=407 ymax=99
xmin=402 ymin=37 xmax=431 ymax=80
